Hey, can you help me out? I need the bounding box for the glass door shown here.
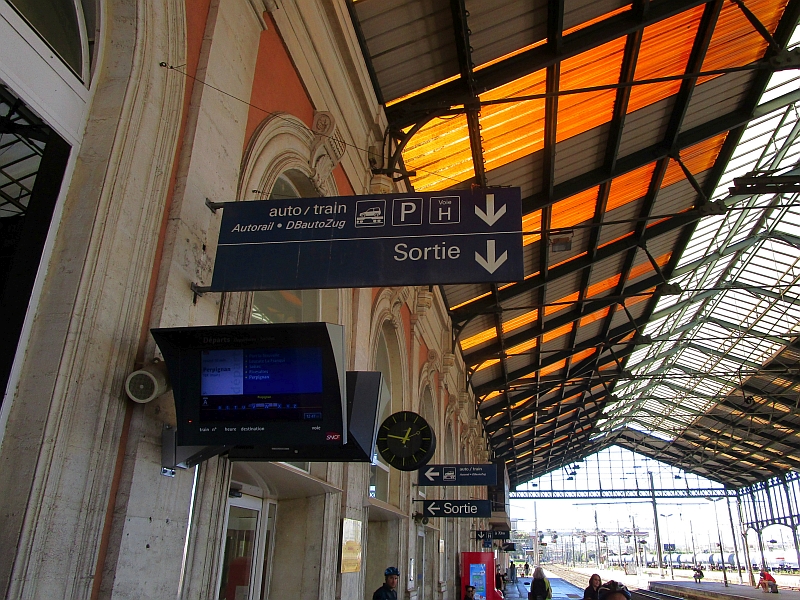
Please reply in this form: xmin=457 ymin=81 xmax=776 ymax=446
xmin=218 ymin=495 xmax=262 ymax=600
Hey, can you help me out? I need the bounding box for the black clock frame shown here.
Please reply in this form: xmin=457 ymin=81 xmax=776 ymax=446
xmin=376 ymin=410 xmax=437 ymax=471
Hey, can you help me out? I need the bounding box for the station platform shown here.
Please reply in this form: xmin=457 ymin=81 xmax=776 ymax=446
xmin=502 ymin=568 xmax=800 ymax=600
xmin=649 ymin=580 xmax=800 ymax=600
xmin=504 ymin=574 xmax=584 ymax=600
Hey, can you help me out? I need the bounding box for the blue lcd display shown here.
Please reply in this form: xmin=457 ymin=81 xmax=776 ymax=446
xmin=200 ymin=347 xmax=323 ymax=422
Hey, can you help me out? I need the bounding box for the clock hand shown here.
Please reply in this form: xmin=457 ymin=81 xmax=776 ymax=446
xmin=401 ymin=427 xmax=412 ymax=444
xmin=386 ymin=434 xmax=408 ymax=440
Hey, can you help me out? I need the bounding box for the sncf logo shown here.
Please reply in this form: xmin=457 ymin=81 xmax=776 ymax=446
xmin=326 ymin=432 xmax=342 ymax=441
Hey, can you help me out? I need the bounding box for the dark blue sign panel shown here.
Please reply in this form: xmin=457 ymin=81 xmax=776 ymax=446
xmin=208 ymin=188 xmax=522 ymax=290
xmin=422 ymin=500 xmax=492 ymax=518
xmin=418 ymin=463 xmax=497 ymax=486
xmin=475 ymin=530 xmax=510 ymax=540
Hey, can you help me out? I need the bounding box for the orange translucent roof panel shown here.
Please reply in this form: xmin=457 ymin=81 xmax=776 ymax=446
xmin=523 ymin=210 xmax=543 ymax=246
xmin=557 ymin=37 xmax=626 ymax=142
xmin=551 ymin=186 xmax=600 ymax=232
xmin=700 ymin=0 xmax=788 ymax=83
xmin=662 ymin=132 xmax=728 ymax=187
xmin=480 ymin=72 xmax=547 ymax=172
xmin=462 ymin=251 xmax=670 ymax=354
xmin=607 ymin=163 xmax=656 ymax=210
xmin=404 ymin=114 xmax=475 ymax=191
xmin=627 ymin=6 xmax=703 ymax=114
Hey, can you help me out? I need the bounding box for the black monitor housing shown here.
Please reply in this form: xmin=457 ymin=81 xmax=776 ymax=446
xmin=152 ymin=323 xmax=347 ymax=450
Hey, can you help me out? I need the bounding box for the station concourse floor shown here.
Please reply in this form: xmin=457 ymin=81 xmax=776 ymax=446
xmin=503 ymin=574 xmax=584 ymax=600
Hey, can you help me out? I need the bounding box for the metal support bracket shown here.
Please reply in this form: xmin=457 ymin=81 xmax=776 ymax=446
xmin=205 ymin=197 xmax=225 ymax=213
xmin=190 ymin=282 xmax=212 ymax=303
xmin=191 ymin=282 xmax=212 ymax=295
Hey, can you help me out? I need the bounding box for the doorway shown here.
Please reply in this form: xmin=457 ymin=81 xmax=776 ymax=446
xmin=218 ymin=495 xmax=277 ymax=600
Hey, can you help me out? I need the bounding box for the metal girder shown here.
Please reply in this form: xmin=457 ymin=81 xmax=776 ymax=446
xmin=670 ymin=236 xmax=762 ymax=279
xmin=385 ymin=0 xmax=708 ymax=128
xmin=611 ymin=433 xmax=756 ymax=487
xmin=509 ymin=488 xmax=734 ymax=499
xmin=464 ymin=274 xmax=664 ymax=365
xmin=685 ymin=342 xmax=763 ymax=369
xmin=452 ymin=212 xmax=695 ymax=324
xmin=485 ymin=396 xmax=601 ymax=448
xmin=680 ymin=425 xmax=800 ymax=474
xmin=706 ymin=316 xmax=789 ymax=346
xmin=744 ymin=284 xmax=800 ymax=308
xmin=646 ymin=400 xmax=800 ymax=463
xmin=473 ymin=322 xmax=639 ymax=397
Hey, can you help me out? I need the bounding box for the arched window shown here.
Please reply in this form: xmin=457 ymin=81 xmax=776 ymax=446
xmin=242 ymin=114 xmax=340 ymax=326
xmin=370 ymin=326 xmax=393 ymax=501
xmin=250 ymin=171 xmax=320 ymax=324
xmin=6 ymin=0 xmax=96 ymax=80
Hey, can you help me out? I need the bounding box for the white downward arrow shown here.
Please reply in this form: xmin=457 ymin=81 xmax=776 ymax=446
xmin=425 ymin=467 xmax=440 ymax=482
xmin=427 ymin=502 xmax=440 ymax=515
xmin=475 ymin=240 xmax=508 ymax=274
xmin=475 ymin=194 xmax=506 ymax=226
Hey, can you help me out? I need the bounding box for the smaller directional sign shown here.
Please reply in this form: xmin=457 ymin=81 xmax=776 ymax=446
xmin=418 ymin=464 xmax=497 ymax=486
xmin=474 ymin=530 xmax=510 ymax=541
xmin=422 ymin=500 xmax=492 ymax=518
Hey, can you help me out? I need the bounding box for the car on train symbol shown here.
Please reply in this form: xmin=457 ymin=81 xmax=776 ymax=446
xmin=355 ymin=201 xmax=386 ymax=227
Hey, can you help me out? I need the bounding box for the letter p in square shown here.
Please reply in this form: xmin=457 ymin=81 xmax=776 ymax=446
xmin=392 ymin=198 xmax=423 ymax=226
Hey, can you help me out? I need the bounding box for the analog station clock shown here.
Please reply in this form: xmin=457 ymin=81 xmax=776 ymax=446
xmin=376 ymin=411 xmax=436 ymax=471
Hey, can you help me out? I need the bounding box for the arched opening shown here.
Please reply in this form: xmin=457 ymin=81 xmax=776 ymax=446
xmin=364 ymin=320 xmax=405 ymax=600
xmin=251 ymin=170 xmax=322 ymax=326
xmin=418 ymin=386 xmax=438 ymax=600
xmin=5 ymin=0 xmax=96 ymax=81
xmin=444 ymin=423 xmax=457 ymax=596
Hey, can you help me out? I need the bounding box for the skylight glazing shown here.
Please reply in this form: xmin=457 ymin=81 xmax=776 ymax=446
xmin=597 ymin=28 xmax=800 ymax=440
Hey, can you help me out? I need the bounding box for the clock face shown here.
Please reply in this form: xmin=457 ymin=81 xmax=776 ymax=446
xmin=377 ymin=411 xmax=437 ymax=471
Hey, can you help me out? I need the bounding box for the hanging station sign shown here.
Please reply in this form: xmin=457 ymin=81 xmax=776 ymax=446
xmin=205 ymin=188 xmax=523 ymax=291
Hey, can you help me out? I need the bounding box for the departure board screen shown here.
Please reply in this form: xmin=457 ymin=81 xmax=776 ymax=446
xmin=200 ymin=347 xmax=323 ymax=422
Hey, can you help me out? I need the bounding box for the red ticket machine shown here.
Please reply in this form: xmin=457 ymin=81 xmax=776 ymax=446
xmin=461 ymin=552 xmax=504 ymax=600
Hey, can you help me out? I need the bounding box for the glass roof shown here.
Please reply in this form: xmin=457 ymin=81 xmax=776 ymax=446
xmin=596 ymin=25 xmax=800 ymax=440
xmin=351 ymin=0 xmax=800 ymax=487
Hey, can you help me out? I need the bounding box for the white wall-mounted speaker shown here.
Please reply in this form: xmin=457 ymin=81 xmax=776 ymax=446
xmin=125 ymin=361 xmax=170 ymax=403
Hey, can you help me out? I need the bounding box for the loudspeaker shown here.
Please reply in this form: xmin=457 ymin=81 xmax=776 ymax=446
xmin=125 ymin=360 xmax=170 ymax=403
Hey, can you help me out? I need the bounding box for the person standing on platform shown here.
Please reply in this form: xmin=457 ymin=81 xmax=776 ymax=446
xmin=583 ymin=574 xmax=602 ymax=600
xmin=509 ymin=561 xmax=517 ymax=583
xmin=529 ymin=566 xmax=552 ymax=600
xmin=373 ymin=567 xmax=400 ymax=600
xmin=496 ymin=566 xmax=506 ymax=592
xmin=524 ymin=563 xmax=530 ymax=577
